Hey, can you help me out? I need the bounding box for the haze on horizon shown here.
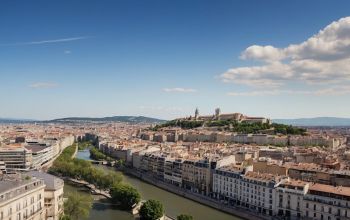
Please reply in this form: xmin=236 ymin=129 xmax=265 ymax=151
xmin=1 ymin=0 xmax=350 ymax=120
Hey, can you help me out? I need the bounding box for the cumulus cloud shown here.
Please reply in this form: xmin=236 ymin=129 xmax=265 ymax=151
xmin=163 ymin=88 xmax=197 ymax=93
xmin=221 ymin=17 xmax=350 ymax=88
xmin=240 ymin=45 xmax=285 ymax=61
xmin=29 ymin=82 xmax=58 ymax=89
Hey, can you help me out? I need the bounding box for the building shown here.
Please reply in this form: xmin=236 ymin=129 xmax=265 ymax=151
xmin=182 ymin=156 xmax=236 ymax=196
xmin=303 ymin=183 xmax=350 ymax=220
xmin=213 ymin=169 xmax=285 ymax=216
xmin=0 ymin=147 xmax=32 ymax=172
xmin=29 ymin=171 xmax=64 ymax=220
xmin=26 ymin=144 xmax=54 ymax=170
xmin=0 ymin=175 xmax=46 ymax=220
xmin=275 ymin=179 xmax=309 ymax=219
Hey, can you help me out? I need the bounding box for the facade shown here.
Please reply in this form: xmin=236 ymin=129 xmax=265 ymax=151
xmin=26 ymin=144 xmax=54 ymax=170
xmin=0 ymin=176 xmax=45 ymax=220
xmin=29 ymin=172 xmax=64 ymax=220
xmin=0 ymin=147 xmax=32 ymax=172
xmin=275 ymin=180 xmax=308 ymax=219
xmin=303 ymin=183 xmax=350 ymax=220
xmin=213 ymin=169 xmax=284 ymax=216
xmin=164 ymin=158 xmax=183 ymax=187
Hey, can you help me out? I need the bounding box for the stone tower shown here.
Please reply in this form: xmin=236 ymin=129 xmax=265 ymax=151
xmin=195 ymin=108 xmax=199 ymax=120
xmin=215 ymin=108 xmax=221 ymax=120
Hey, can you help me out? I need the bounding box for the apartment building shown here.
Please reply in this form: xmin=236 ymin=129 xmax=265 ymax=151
xmin=164 ymin=158 xmax=183 ymax=187
xmin=0 ymin=147 xmax=32 ymax=172
xmin=30 ymin=171 xmax=64 ymax=220
xmin=0 ymin=176 xmax=45 ymax=220
xmin=287 ymin=163 xmax=350 ymax=187
xmin=26 ymin=144 xmax=54 ymax=170
xmin=275 ymin=179 xmax=309 ymax=219
xmin=182 ymin=156 xmax=236 ymax=196
xmin=213 ymin=168 xmax=286 ymax=217
xmin=212 ymin=165 xmax=246 ymax=204
xmin=303 ymin=183 xmax=350 ymax=220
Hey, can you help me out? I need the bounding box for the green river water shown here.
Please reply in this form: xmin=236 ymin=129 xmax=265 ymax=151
xmin=65 ymin=149 xmax=241 ymax=220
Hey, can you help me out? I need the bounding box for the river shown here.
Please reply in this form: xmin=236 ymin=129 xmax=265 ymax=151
xmin=66 ymin=149 xmax=241 ymax=220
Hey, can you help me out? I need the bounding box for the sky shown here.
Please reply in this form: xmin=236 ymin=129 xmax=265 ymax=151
xmin=1 ymin=0 xmax=350 ymax=120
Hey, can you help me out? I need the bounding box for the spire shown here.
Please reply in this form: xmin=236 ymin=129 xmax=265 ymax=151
xmin=195 ymin=107 xmax=199 ymax=120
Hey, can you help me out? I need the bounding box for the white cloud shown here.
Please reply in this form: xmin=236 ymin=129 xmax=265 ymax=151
xmin=240 ymin=45 xmax=285 ymax=61
xmin=0 ymin=36 xmax=90 ymax=46
xmin=29 ymin=82 xmax=58 ymax=89
xmin=220 ymin=17 xmax=350 ymax=87
xmin=64 ymin=50 xmax=71 ymax=54
xmin=163 ymin=88 xmax=197 ymax=93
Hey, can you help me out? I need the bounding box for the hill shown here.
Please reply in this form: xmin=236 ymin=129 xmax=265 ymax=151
xmin=50 ymin=116 xmax=165 ymax=124
xmin=273 ymin=117 xmax=350 ymax=127
xmin=0 ymin=118 xmax=35 ymax=123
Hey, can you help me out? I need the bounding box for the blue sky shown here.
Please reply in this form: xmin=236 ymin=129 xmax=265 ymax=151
xmin=1 ymin=0 xmax=350 ymax=120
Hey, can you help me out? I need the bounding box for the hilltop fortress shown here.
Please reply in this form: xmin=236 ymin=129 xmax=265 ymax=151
xmin=184 ymin=108 xmax=271 ymax=124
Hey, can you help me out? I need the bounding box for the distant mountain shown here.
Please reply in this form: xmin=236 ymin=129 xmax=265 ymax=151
xmin=0 ymin=118 xmax=35 ymax=123
xmin=273 ymin=117 xmax=350 ymax=127
xmin=50 ymin=116 xmax=166 ymax=124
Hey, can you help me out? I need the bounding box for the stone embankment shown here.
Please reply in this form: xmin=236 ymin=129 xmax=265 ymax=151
xmin=64 ymin=177 xmax=112 ymax=199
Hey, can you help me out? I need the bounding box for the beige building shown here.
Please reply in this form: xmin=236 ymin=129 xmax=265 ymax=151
xmin=0 ymin=176 xmax=45 ymax=220
xmin=30 ymin=172 xmax=64 ymax=220
xmin=253 ymin=160 xmax=288 ymax=176
xmin=303 ymin=183 xmax=350 ymax=220
xmin=275 ymin=179 xmax=309 ymax=219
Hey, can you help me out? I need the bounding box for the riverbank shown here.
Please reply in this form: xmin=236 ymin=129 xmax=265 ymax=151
xmin=63 ymin=176 xmax=112 ymax=199
xmin=122 ymin=168 xmax=268 ymax=220
xmin=76 ymin=149 xmax=241 ymax=220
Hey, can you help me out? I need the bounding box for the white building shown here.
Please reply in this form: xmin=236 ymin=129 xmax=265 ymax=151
xmin=0 ymin=176 xmax=46 ymax=220
xmin=30 ymin=171 xmax=64 ymax=220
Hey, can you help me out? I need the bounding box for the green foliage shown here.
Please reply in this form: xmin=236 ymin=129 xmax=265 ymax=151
xmin=177 ymin=214 xmax=194 ymax=220
xmin=49 ymin=144 xmax=122 ymax=190
xmin=90 ymin=147 xmax=109 ymax=161
xmin=64 ymin=191 xmax=92 ymax=220
xmin=153 ymin=120 xmax=204 ymax=130
xmin=271 ymin=123 xmax=307 ymax=135
xmin=59 ymin=215 xmax=71 ymax=220
xmin=116 ymin=159 xmax=125 ymax=168
xmin=77 ymin=140 xmax=92 ymax=150
xmin=110 ymin=183 xmax=141 ymax=210
xmin=139 ymin=200 xmax=164 ymax=220
xmin=152 ymin=119 xmax=306 ymax=135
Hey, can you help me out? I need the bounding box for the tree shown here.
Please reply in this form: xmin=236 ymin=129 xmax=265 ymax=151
xmin=139 ymin=200 xmax=164 ymax=220
xmin=64 ymin=192 xmax=93 ymax=220
xmin=177 ymin=214 xmax=193 ymax=220
xmin=110 ymin=183 xmax=141 ymax=210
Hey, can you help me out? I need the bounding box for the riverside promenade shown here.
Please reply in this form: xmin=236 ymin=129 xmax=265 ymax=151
xmin=123 ymin=168 xmax=270 ymax=220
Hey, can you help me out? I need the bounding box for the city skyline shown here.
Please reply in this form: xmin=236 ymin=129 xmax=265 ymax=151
xmin=1 ymin=0 xmax=350 ymax=120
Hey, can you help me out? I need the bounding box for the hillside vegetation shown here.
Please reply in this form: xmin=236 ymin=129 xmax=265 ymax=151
xmin=153 ymin=119 xmax=306 ymax=135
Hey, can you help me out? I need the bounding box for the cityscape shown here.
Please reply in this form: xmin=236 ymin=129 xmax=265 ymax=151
xmin=1 ymin=1 xmax=350 ymax=220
